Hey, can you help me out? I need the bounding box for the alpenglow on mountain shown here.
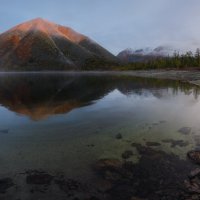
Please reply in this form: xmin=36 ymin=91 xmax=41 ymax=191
xmin=0 ymin=18 xmax=118 ymax=70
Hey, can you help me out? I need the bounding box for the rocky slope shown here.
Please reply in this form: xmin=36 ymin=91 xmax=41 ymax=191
xmin=0 ymin=18 xmax=118 ymax=70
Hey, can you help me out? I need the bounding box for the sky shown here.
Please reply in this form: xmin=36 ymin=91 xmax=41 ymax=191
xmin=1 ymin=0 xmax=200 ymax=55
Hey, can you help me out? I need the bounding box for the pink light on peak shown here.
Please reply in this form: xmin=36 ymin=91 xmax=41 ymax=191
xmin=9 ymin=18 xmax=87 ymax=43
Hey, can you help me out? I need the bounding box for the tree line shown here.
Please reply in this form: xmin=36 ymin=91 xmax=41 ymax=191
xmin=119 ymin=48 xmax=200 ymax=70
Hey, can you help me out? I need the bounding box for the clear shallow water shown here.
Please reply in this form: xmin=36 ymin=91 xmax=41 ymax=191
xmin=0 ymin=73 xmax=200 ymax=199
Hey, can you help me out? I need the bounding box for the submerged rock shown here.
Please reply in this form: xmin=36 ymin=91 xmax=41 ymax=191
xmin=95 ymin=144 xmax=194 ymax=200
xmin=87 ymin=144 xmax=95 ymax=147
xmin=131 ymin=143 xmax=143 ymax=149
xmin=145 ymin=142 xmax=161 ymax=147
xmin=184 ymin=167 xmax=200 ymax=199
xmin=54 ymin=177 xmax=82 ymax=197
xmin=184 ymin=167 xmax=200 ymax=196
xmin=115 ymin=133 xmax=122 ymax=139
xmin=95 ymin=159 xmax=123 ymax=182
xmin=193 ymin=135 xmax=200 ymax=147
xmin=178 ymin=127 xmax=191 ymax=135
xmin=121 ymin=150 xmax=133 ymax=159
xmin=0 ymin=178 xmax=14 ymax=193
xmin=95 ymin=179 xmax=113 ymax=192
xmin=26 ymin=170 xmax=53 ymax=185
xmin=188 ymin=150 xmax=200 ymax=164
xmin=152 ymin=123 xmax=159 ymax=126
xmin=189 ymin=168 xmax=200 ymax=178
xmin=162 ymin=139 xmax=189 ymax=148
xmin=95 ymin=159 xmax=122 ymax=171
xmin=184 ymin=178 xmax=200 ymax=194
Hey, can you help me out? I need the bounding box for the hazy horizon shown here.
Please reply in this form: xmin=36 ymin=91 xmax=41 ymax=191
xmin=1 ymin=0 xmax=200 ymax=55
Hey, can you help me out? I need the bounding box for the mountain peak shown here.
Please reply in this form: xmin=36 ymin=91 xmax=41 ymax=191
xmin=0 ymin=18 xmax=118 ymax=70
xmin=30 ymin=17 xmax=47 ymax=22
xmin=8 ymin=18 xmax=87 ymax=44
xmin=26 ymin=17 xmax=54 ymax=26
xmin=11 ymin=18 xmax=55 ymax=32
xmin=117 ymin=45 xmax=176 ymax=63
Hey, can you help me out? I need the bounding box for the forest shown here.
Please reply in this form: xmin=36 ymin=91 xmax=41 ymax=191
xmin=118 ymin=48 xmax=200 ymax=70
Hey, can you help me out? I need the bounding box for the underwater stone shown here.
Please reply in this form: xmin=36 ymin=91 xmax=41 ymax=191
xmin=162 ymin=139 xmax=189 ymax=148
xmin=189 ymin=168 xmax=200 ymax=179
xmin=178 ymin=127 xmax=191 ymax=135
xmin=115 ymin=133 xmax=122 ymax=139
xmin=188 ymin=150 xmax=200 ymax=164
xmin=54 ymin=177 xmax=81 ymax=194
xmin=95 ymin=159 xmax=122 ymax=171
xmin=26 ymin=170 xmax=53 ymax=185
xmin=122 ymin=150 xmax=133 ymax=159
xmin=145 ymin=142 xmax=161 ymax=146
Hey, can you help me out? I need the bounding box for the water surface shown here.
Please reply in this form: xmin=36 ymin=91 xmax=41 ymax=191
xmin=0 ymin=73 xmax=199 ymax=199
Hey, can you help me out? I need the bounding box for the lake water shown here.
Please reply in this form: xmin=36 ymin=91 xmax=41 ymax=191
xmin=0 ymin=72 xmax=200 ymax=200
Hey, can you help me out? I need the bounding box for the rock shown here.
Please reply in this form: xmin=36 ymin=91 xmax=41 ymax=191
xmin=87 ymin=144 xmax=95 ymax=147
xmin=95 ymin=159 xmax=123 ymax=182
xmin=108 ymin=183 xmax=136 ymax=200
xmin=162 ymin=139 xmax=189 ymax=148
xmin=103 ymin=169 xmax=122 ymax=181
xmin=94 ymin=145 xmax=195 ymax=200
xmin=122 ymin=150 xmax=133 ymax=159
xmin=178 ymin=127 xmax=191 ymax=135
xmin=189 ymin=168 xmax=200 ymax=179
xmin=95 ymin=180 xmax=113 ymax=192
xmin=95 ymin=159 xmax=122 ymax=171
xmin=145 ymin=142 xmax=161 ymax=147
xmin=152 ymin=123 xmax=159 ymax=126
xmin=173 ymin=140 xmax=189 ymax=147
xmin=187 ymin=150 xmax=200 ymax=164
xmin=0 ymin=178 xmax=14 ymax=193
xmin=184 ymin=178 xmax=200 ymax=194
xmin=54 ymin=177 xmax=81 ymax=195
xmin=193 ymin=135 xmax=200 ymax=147
xmin=131 ymin=143 xmax=143 ymax=149
xmin=26 ymin=170 xmax=53 ymax=185
xmin=115 ymin=133 xmax=122 ymax=139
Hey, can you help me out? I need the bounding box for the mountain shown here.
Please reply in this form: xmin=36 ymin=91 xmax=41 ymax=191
xmin=0 ymin=18 xmax=118 ymax=70
xmin=117 ymin=46 xmax=175 ymax=63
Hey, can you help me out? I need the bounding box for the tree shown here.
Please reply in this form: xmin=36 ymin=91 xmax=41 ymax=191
xmin=195 ymin=48 xmax=200 ymax=67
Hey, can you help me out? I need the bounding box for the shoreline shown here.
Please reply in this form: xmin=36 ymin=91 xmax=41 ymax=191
xmin=0 ymin=69 xmax=200 ymax=85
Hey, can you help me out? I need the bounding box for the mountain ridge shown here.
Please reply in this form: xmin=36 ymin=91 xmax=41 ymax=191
xmin=0 ymin=18 xmax=118 ymax=70
xmin=117 ymin=46 xmax=176 ymax=63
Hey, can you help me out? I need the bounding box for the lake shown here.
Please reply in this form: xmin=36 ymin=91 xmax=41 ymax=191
xmin=0 ymin=72 xmax=199 ymax=200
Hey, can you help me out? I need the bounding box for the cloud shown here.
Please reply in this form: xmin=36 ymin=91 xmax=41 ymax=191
xmin=1 ymin=0 xmax=200 ymax=54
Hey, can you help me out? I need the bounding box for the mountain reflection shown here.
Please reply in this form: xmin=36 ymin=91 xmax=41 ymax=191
xmin=0 ymin=73 xmax=199 ymax=120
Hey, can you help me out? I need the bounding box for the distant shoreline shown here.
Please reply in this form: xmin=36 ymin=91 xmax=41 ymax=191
xmin=0 ymin=70 xmax=200 ymax=86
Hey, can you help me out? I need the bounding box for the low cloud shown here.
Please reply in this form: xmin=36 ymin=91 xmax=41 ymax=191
xmin=1 ymin=0 xmax=200 ymax=54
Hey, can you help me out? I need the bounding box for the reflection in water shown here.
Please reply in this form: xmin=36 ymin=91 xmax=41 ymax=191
xmin=0 ymin=73 xmax=200 ymax=199
xmin=0 ymin=73 xmax=199 ymax=120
